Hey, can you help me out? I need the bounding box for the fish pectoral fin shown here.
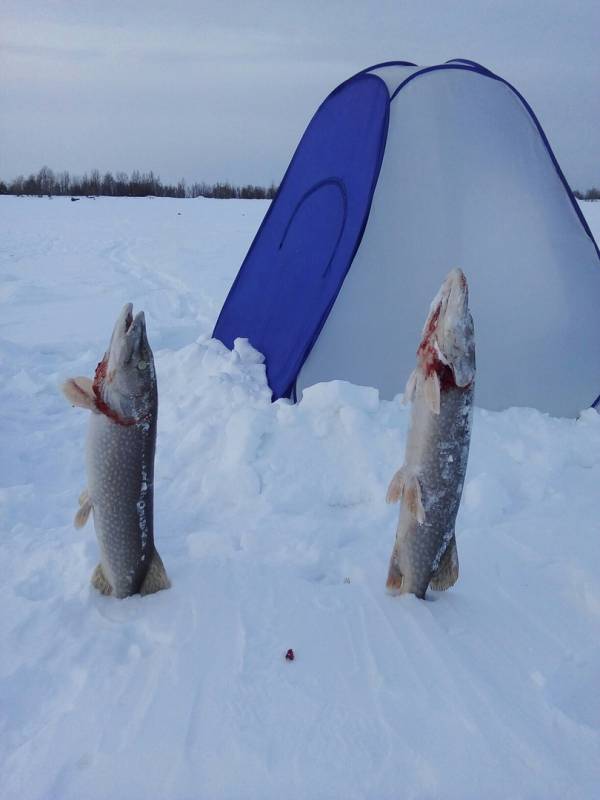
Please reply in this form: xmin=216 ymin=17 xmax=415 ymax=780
xmin=91 ymin=563 xmax=113 ymax=596
xmin=140 ymin=548 xmax=171 ymax=596
xmin=386 ymin=469 xmax=425 ymax=523
xmin=62 ymin=377 xmax=98 ymax=412
xmin=74 ymin=489 xmax=93 ymax=529
xmin=430 ymin=535 xmax=459 ymax=591
xmin=423 ymin=371 xmax=441 ymax=415
xmin=403 ymin=369 xmax=418 ymax=405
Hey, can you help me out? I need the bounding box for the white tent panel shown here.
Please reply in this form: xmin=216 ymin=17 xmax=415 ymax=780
xmin=297 ymin=68 xmax=600 ymax=416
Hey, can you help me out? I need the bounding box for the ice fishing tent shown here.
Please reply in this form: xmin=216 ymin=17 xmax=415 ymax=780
xmin=213 ymin=59 xmax=600 ymax=417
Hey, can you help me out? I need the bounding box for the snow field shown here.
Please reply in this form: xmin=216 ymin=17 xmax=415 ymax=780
xmin=1 ymin=196 xmax=600 ymax=799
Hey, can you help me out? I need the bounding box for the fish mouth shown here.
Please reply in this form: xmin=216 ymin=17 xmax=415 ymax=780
xmin=123 ymin=304 xmax=134 ymax=334
xmin=117 ymin=302 xmax=134 ymax=337
xmin=121 ymin=306 xmax=146 ymax=338
xmin=447 ymin=267 xmax=468 ymax=307
xmin=438 ymin=268 xmax=468 ymax=319
xmin=439 ymin=269 xmax=474 ymax=387
xmin=126 ymin=311 xmax=147 ymax=359
xmin=107 ymin=303 xmax=147 ymax=366
xmin=93 ymin=303 xmax=154 ymax=421
xmin=425 ymin=269 xmax=469 ymax=332
xmin=418 ymin=268 xmax=474 ymax=387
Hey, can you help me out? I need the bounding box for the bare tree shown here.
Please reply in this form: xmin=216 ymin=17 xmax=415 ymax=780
xmin=1 ymin=166 xmax=278 ymax=199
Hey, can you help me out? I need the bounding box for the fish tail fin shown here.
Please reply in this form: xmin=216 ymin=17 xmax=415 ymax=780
xmin=386 ymin=468 xmax=425 ymax=524
xmin=91 ymin=563 xmax=113 ymax=595
xmin=74 ymin=489 xmax=92 ymax=529
xmin=430 ymin=535 xmax=459 ymax=591
xmin=140 ymin=548 xmax=171 ymax=596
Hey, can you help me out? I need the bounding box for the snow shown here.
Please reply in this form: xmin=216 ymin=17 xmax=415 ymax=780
xmin=1 ymin=195 xmax=600 ymax=799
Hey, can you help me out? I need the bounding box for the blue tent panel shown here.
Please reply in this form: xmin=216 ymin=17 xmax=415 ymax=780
xmin=213 ymin=73 xmax=390 ymax=399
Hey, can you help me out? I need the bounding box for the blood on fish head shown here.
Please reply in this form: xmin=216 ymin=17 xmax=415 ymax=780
xmin=93 ymin=303 xmax=157 ymax=422
xmin=418 ymin=269 xmax=475 ymax=389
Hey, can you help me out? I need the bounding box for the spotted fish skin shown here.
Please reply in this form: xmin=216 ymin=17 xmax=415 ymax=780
xmin=386 ymin=269 xmax=475 ymax=599
xmin=63 ymin=303 xmax=169 ymax=599
xmin=86 ymin=408 xmax=158 ymax=597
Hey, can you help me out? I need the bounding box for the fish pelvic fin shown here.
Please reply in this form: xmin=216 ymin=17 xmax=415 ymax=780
xmin=62 ymin=377 xmax=98 ymax=412
xmin=91 ymin=563 xmax=113 ymax=596
xmin=140 ymin=548 xmax=171 ymax=596
xmin=74 ymin=488 xmax=92 ymax=529
xmin=386 ymin=554 xmax=404 ymax=595
xmin=386 ymin=468 xmax=425 ymax=524
xmin=423 ymin=371 xmax=441 ymax=415
xmin=429 ymin=535 xmax=459 ymax=591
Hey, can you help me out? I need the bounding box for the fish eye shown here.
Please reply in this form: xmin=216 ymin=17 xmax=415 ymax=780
xmin=137 ymin=360 xmax=147 ymax=371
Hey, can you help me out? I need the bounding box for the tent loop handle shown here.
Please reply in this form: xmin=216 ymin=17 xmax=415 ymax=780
xmin=279 ymin=177 xmax=348 ymax=276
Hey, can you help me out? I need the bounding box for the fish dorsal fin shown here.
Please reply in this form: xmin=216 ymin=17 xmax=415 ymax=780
xmin=423 ymin=371 xmax=440 ymax=415
xmin=62 ymin=377 xmax=98 ymax=412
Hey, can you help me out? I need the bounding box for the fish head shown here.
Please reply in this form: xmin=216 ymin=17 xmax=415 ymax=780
xmin=94 ymin=303 xmax=157 ymax=421
xmin=419 ymin=269 xmax=475 ymax=388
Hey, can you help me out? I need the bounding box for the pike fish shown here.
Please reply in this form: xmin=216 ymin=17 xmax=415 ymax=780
xmin=386 ymin=268 xmax=475 ymax=599
xmin=63 ymin=303 xmax=170 ymax=598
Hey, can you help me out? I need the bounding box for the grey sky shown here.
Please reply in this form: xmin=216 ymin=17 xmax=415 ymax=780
xmin=1 ymin=0 xmax=599 ymax=188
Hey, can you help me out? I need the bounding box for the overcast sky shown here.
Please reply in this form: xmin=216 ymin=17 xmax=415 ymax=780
xmin=1 ymin=1 xmax=599 ymax=189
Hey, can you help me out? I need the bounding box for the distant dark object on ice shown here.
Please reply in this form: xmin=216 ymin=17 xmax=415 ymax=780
xmin=70 ymin=197 xmax=80 ymax=202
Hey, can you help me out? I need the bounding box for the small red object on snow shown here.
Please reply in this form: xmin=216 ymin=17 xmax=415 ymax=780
xmin=285 ymin=649 xmax=295 ymax=661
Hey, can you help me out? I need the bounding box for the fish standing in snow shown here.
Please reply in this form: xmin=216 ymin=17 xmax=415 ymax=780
xmin=63 ymin=303 xmax=170 ymax=598
xmin=386 ymin=268 xmax=475 ymax=599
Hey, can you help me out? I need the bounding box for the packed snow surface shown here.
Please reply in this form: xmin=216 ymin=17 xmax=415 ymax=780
xmin=1 ymin=196 xmax=600 ymax=800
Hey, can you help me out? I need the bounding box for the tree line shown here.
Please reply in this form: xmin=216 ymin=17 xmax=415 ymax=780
xmin=0 ymin=166 xmax=278 ymax=200
xmin=1 ymin=166 xmax=597 ymax=202
xmin=573 ymin=188 xmax=600 ymax=201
